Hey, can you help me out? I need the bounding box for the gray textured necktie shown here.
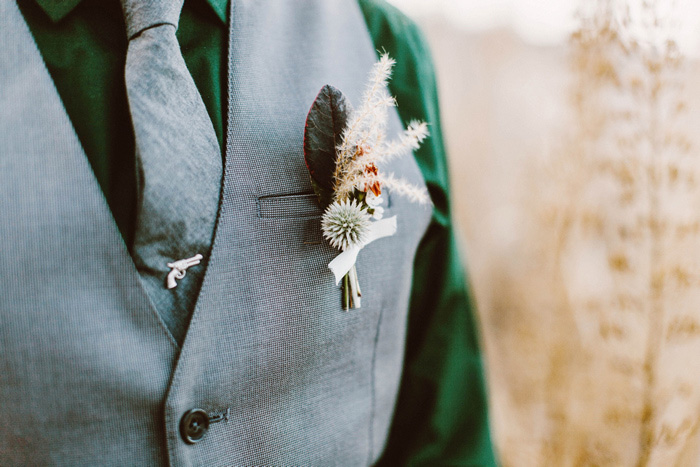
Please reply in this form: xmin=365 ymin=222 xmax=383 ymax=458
xmin=121 ymin=0 xmax=222 ymax=343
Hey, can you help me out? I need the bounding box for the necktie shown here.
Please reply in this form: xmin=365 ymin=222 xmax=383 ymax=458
xmin=121 ymin=0 xmax=223 ymax=343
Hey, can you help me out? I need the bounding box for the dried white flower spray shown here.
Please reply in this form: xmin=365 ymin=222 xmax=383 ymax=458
xmin=332 ymin=54 xmax=431 ymax=205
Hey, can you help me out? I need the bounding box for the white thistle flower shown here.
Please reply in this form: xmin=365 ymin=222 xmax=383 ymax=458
xmin=322 ymin=199 xmax=371 ymax=251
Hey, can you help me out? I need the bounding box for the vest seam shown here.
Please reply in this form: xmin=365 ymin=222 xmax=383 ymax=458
xmin=367 ymin=305 xmax=385 ymax=465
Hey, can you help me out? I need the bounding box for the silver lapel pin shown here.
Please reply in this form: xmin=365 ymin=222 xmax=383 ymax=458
xmin=166 ymin=254 xmax=203 ymax=289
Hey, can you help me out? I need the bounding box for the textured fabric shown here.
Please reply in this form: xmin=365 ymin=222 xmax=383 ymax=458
xmin=11 ymin=0 xmax=496 ymax=464
xmin=0 ymin=2 xmax=177 ymax=465
xmin=121 ymin=0 xmax=183 ymax=39
xmin=123 ymin=0 xmax=223 ymax=343
xmin=2 ymin=0 xmax=430 ymax=464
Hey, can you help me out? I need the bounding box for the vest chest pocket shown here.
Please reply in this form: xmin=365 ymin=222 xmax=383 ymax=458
xmin=257 ymin=193 xmax=322 ymax=219
xmin=256 ymin=191 xmax=394 ymax=219
xmin=255 ymin=190 xmax=397 ymax=247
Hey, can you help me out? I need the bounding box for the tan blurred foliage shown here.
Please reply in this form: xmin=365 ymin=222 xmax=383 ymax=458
xmin=420 ymin=0 xmax=700 ymax=464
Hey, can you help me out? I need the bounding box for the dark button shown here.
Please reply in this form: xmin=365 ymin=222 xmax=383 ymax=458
xmin=180 ymin=409 xmax=209 ymax=444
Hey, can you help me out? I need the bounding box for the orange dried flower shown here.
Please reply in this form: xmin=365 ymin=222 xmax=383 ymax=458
xmin=364 ymin=162 xmax=381 ymax=196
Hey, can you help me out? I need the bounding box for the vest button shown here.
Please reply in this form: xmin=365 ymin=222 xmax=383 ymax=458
xmin=180 ymin=409 xmax=209 ymax=444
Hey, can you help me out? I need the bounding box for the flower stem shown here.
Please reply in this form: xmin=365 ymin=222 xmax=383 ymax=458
xmin=341 ymin=268 xmax=364 ymax=310
xmin=342 ymin=273 xmax=350 ymax=311
xmin=349 ymin=265 xmax=362 ymax=309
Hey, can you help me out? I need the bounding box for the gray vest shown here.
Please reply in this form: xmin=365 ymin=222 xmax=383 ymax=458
xmin=0 ymin=1 xmax=431 ymax=465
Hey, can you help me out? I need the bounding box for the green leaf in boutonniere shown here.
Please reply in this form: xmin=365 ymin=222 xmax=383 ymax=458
xmin=303 ymin=85 xmax=352 ymax=210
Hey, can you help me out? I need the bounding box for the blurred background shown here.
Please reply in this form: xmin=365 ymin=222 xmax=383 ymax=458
xmin=386 ymin=0 xmax=700 ymax=465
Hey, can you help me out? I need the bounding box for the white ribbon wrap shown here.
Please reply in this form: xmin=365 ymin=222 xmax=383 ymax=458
xmin=328 ymin=215 xmax=398 ymax=284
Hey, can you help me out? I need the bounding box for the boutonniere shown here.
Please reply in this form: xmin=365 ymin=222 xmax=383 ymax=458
xmin=303 ymin=54 xmax=430 ymax=310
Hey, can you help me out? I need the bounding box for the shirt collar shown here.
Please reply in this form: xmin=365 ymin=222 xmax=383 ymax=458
xmin=35 ymin=0 xmax=228 ymax=24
